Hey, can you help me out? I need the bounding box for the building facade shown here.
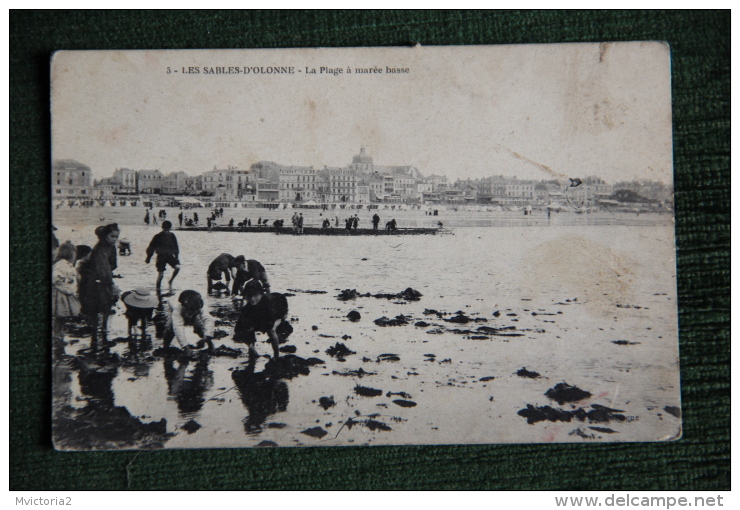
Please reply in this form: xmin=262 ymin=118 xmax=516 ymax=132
xmin=52 ymin=159 xmax=92 ymax=199
xmin=137 ymin=169 xmax=165 ymax=194
xmin=112 ymin=168 xmax=137 ymax=193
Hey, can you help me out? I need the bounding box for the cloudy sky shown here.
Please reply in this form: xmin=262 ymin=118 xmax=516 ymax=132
xmin=52 ymin=43 xmax=673 ymax=184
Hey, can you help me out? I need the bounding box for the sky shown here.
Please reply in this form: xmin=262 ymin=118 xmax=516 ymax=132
xmin=51 ymin=43 xmax=673 ymax=184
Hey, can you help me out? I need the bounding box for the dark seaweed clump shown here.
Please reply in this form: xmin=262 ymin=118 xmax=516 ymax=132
xmin=376 ymin=353 xmax=400 ymax=362
xmin=301 ymin=427 xmax=328 ymax=439
xmin=264 ymin=354 xmax=324 ymax=379
xmin=443 ymin=312 xmax=489 ymax=324
xmin=663 ymin=406 xmax=681 ymax=418
xmin=393 ymin=399 xmax=417 ymax=408
xmin=326 ymin=342 xmax=356 ymax=361
xmin=545 ymin=383 xmax=592 ymax=404
xmin=347 ymin=311 xmax=361 ymax=322
xmin=354 ymin=385 xmax=383 ymax=397
xmin=318 ymin=396 xmax=336 ymax=410
xmin=337 ymin=288 xmax=422 ymax=302
xmin=255 ymin=440 xmax=278 ymax=447
xmin=332 ymin=367 xmax=377 ymax=378
xmin=374 ymin=315 xmax=409 ymax=327
xmin=516 ymin=367 xmax=541 ymax=379
xmin=211 ymin=345 xmax=241 ymax=358
xmin=518 ymin=404 xmax=627 ymax=425
xmin=345 ymin=417 xmax=392 ymax=432
xmin=182 ymin=419 xmax=201 ymax=434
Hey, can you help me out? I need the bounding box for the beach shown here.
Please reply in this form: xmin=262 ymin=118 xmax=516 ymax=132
xmin=52 ymin=207 xmax=681 ymax=448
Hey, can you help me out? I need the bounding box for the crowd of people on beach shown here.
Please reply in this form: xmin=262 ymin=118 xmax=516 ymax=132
xmin=52 ymin=220 xmax=289 ymax=360
xmin=153 ymin=206 xmax=400 ymax=234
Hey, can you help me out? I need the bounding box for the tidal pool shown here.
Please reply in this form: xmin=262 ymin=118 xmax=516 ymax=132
xmin=52 ymin=213 xmax=681 ymax=449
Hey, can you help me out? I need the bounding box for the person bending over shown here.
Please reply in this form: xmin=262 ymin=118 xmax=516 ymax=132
xmin=207 ymin=253 xmax=244 ymax=294
xmin=232 ymin=258 xmax=271 ymax=296
xmin=163 ymin=290 xmax=214 ymax=353
xmin=232 ymin=280 xmax=288 ymax=358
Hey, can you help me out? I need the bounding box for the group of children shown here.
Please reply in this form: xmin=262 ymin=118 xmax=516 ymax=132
xmin=52 ymin=221 xmax=290 ymax=359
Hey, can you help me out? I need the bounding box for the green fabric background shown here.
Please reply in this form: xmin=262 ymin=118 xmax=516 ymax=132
xmin=10 ymin=10 xmax=729 ymax=490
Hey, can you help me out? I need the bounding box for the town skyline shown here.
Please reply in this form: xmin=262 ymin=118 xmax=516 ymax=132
xmin=62 ymin=146 xmax=671 ymax=187
xmin=52 ymin=45 xmax=673 ymax=187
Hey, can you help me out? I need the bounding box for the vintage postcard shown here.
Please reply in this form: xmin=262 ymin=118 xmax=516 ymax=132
xmin=50 ymin=44 xmax=680 ymax=450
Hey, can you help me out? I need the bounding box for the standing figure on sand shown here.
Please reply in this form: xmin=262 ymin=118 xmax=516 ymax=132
xmin=52 ymin=241 xmax=81 ymax=350
xmin=77 ymin=223 xmax=121 ymax=347
xmin=145 ymin=220 xmax=180 ymax=294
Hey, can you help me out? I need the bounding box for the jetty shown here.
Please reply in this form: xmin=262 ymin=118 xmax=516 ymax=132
xmin=177 ymin=226 xmax=439 ymax=235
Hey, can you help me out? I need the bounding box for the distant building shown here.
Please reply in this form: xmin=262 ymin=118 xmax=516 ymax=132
xmin=253 ymin=178 xmax=279 ymax=202
xmin=417 ymin=179 xmax=433 ymax=195
xmin=137 ymin=169 xmax=165 ymax=194
xmin=356 ymin=180 xmax=370 ymax=204
xmin=162 ymin=171 xmax=189 ymax=194
xmin=249 ymin=161 xmax=282 ymax=182
xmin=322 ymin=167 xmax=357 ymax=203
xmin=500 ymin=179 xmax=536 ymax=206
xmin=278 ymin=165 xmax=317 ymax=202
xmin=112 ymin=168 xmax=137 ymax=193
xmin=427 ymin=174 xmax=448 ymax=191
xmin=367 ymin=175 xmax=384 ymax=201
xmin=350 ymin=147 xmax=374 ymax=173
xmin=184 ymin=175 xmax=203 ymax=194
xmin=565 ymin=176 xmax=614 ymax=206
xmin=52 ymin=159 xmax=92 ymax=199
xmin=201 ymin=166 xmax=251 ymax=200
xmin=393 ymin=174 xmax=418 ymax=201
xmin=92 ymin=178 xmax=117 ymax=199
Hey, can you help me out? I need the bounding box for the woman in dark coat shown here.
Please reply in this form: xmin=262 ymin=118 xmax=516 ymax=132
xmin=77 ymin=223 xmax=121 ymax=346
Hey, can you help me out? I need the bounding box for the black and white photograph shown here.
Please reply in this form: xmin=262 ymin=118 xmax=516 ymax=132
xmin=50 ymin=44 xmax=680 ymax=450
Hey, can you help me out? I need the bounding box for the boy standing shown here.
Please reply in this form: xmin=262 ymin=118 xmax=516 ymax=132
xmin=145 ymin=220 xmax=180 ymax=294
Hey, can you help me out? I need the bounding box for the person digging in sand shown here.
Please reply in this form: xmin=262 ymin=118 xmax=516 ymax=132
xmin=232 ymin=280 xmax=288 ymax=359
xmin=207 ymin=253 xmax=245 ymax=294
xmin=163 ymin=290 xmax=215 ymax=355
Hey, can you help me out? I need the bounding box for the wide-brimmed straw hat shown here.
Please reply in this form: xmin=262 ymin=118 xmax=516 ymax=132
xmin=123 ymin=288 xmax=159 ymax=308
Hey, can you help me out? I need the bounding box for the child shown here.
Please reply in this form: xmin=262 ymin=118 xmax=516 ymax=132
xmin=145 ymin=220 xmax=180 ymax=294
xmin=52 ymin=242 xmax=81 ymax=345
xmin=206 ymin=253 xmax=244 ymax=294
xmin=121 ymin=287 xmax=159 ymax=339
xmin=163 ymin=290 xmax=214 ymax=353
xmin=77 ymin=224 xmax=120 ymax=346
xmin=231 ymin=258 xmax=270 ymax=296
xmin=233 ymin=280 xmax=288 ymax=358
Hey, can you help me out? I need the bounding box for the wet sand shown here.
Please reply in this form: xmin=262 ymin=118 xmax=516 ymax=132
xmin=52 ymin=207 xmax=681 ymax=449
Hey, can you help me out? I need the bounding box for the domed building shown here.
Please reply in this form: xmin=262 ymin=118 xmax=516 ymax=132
xmin=350 ymin=147 xmax=374 ymax=173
